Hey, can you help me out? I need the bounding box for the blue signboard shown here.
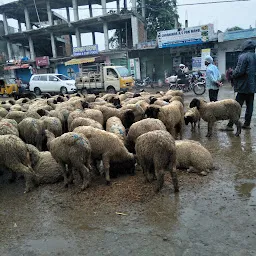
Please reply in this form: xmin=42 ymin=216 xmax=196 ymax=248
xmin=223 ymin=28 xmax=256 ymax=41
xmin=73 ymin=45 xmax=99 ymax=56
xmin=192 ymin=57 xmax=202 ymax=71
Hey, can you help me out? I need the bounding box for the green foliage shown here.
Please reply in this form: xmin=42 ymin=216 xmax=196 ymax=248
xmin=226 ymin=26 xmax=243 ymax=32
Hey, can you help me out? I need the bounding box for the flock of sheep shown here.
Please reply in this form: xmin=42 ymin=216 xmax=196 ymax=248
xmin=0 ymin=89 xmax=242 ymax=194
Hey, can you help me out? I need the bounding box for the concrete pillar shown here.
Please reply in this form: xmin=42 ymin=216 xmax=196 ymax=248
xmin=103 ymin=22 xmax=109 ymax=50
xmin=20 ymin=46 xmax=25 ymax=57
xmin=131 ymin=16 xmax=139 ymax=47
xmin=131 ymin=0 xmax=136 ymax=12
xmin=28 ymin=36 xmax=35 ymax=60
xmin=92 ymin=33 xmax=96 ymax=45
xmin=18 ymin=20 xmax=22 ymax=32
xmin=46 ymin=0 xmax=53 ymax=26
xmin=101 ymin=0 xmax=107 ymax=15
xmin=66 ymin=7 xmax=70 ymax=22
xmin=124 ymin=0 xmax=127 ymax=9
xmin=89 ymin=3 xmax=96 ymax=44
xmin=3 ymin=13 xmax=9 ymax=35
xmin=24 ymin=6 xmax=31 ymax=30
xmin=117 ymin=0 xmax=120 ymax=14
xmin=75 ymin=28 xmax=81 ymax=47
xmin=7 ymin=41 xmax=12 ymax=59
xmin=50 ymin=33 xmax=57 ymax=58
xmin=141 ymin=0 xmax=146 ymax=18
xmin=72 ymin=0 xmax=79 ymax=21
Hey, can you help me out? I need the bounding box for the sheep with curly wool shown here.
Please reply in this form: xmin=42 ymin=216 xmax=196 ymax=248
xmin=45 ymin=130 xmax=92 ymax=190
xmin=5 ymin=110 xmax=41 ymax=124
xmin=106 ymin=116 xmax=126 ymax=142
xmin=175 ymin=140 xmax=213 ymax=174
xmin=18 ymin=117 xmax=46 ymax=151
xmin=70 ymin=117 xmax=103 ymax=131
xmin=145 ymin=100 xmax=184 ymax=139
xmin=189 ymin=98 xmax=242 ymax=137
xmin=184 ymin=107 xmax=201 ymax=130
xmin=25 ymin=144 xmax=63 ymax=192
xmin=0 ymin=118 xmax=19 ymax=136
xmin=0 ymin=135 xmax=34 ymax=192
xmin=40 ymin=116 xmax=62 ymax=137
xmin=135 ymin=130 xmax=179 ymax=193
xmin=126 ymin=118 xmax=167 ymax=153
xmin=73 ymin=126 xmax=135 ymax=184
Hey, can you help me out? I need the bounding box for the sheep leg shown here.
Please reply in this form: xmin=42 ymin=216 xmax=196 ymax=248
xmin=198 ymin=119 xmax=201 ymax=128
xmin=60 ymin=162 xmax=69 ymax=188
xmin=8 ymin=171 xmax=17 ymax=183
xmin=234 ymin=120 xmax=242 ymax=136
xmin=8 ymin=162 xmax=34 ymax=175
xmin=206 ymin=121 xmax=214 ymax=137
xmin=76 ymin=163 xmax=91 ymax=191
xmin=67 ymin=164 xmax=74 ymax=184
xmin=169 ymin=154 xmax=179 ymax=193
xmin=102 ymin=155 xmax=111 ymax=185
xmin=24 ymin=173 xmax=35 ymax=193
xmin=154 ymin=168 xmax=164 ymax=193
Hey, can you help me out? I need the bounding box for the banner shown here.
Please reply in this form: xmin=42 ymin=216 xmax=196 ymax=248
xmin=73 ymin=45 xmax=99 ymax=56
xmin=157 ymin=24 xmax=214 ymax=49
xmin=36 ymin=56 xmax=50 ymax=67
xmin=201 ymin=48 xmax=211 ymax=70
xmin=192 ymin=57 xmax=202 ymax=71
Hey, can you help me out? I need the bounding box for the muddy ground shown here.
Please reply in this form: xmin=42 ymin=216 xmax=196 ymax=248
xmin=0 ymin=85 xmax=256 ymax=256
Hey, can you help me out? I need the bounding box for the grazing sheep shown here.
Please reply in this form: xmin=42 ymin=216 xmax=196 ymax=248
xmin=0 ymin=135 xmax=34 ymax=192
xmin=135 ymin=130 xmax=179 ymax=193
xmin=175 ymin=140 xmax=213 ymax=175
xmin=5 ymin=110 xmax=41 ymax=124
xmin=121 ymin=103 xmax=145 ymax=122
xmin=25 ymin=144 xmax=63 ymax=191
xmin=106 ymin=116 xmax=126 ymax=142
xmin=189 ymin=98 xmax=242 ymax=137
xmin=45 ymin=130 xmax=92 ymax=190
xmin=0 ymin=119 xmax=19 ymax=136
xmin=73 ymin=126 xmax=135 ymax=184
xmin=40 ymin=116 xmax=62 ymax=137
xmin=18 ymin=118 xmax=46 ymax=151
xmin=184 ymin=107 xmax=201 ymax=130
xmin=126 ymin=118 xmax=167 ymax=153
xmin=70 ymin=117 xmax=103 ymax=131
xmin=145 ymin=100 xmax=184 ymax=139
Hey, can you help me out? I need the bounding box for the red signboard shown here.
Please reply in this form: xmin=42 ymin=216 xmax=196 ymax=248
xmin=36 ymin=56 xmax=50 ymax=67
xmin=4 ymin=64 xmax=29 ymax=70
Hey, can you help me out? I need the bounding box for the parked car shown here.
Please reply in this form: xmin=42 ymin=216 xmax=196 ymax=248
xmin=29 ymin=74 xmax=77 ymax=95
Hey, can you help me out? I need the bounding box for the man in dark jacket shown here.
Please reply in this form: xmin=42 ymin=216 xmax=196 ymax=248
xmin=226 ymin=40 xmax=256 ymax=130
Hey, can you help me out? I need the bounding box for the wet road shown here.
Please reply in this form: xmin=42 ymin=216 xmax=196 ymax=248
xmin=1 ymin=85 xmax=256 ymax=256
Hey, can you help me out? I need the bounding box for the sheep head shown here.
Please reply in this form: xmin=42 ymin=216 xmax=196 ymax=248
xmin=190 ymin=98 xmax=201 ymax=110
xmin=145 ymin=106 xmax=160 ymax=118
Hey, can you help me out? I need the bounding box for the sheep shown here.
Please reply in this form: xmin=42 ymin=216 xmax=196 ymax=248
xmin=135 ymin=130 xmax=179 ymax=193
xmin=70 ymin=117 xmax=103 ymax=131
xmin=106 ymin=116 xmax=126 ymax=142
xmin=175 ymin=140 xmax=213 ymax=175
xmin=45 ymin=130 xmax=92 ymax=190
xmin=40 ymin=116 xmax=62 ymax=137
xmin=126 ymin=118 xmax=167 ymax=153
xmin=73 ymin=126 xmax=135 ymax=184
xmin=189 ymin=98 xmax=242 ymax=137
xmin=169 ymin=96 xmax=184 ymax=105
xmin=5 ymin=110 xmax=41 ymax=124
xmin=18 ymin=118 xmax=46 ymax=151
xmin=0 ymin=135 xmax=34 ymax=192
xmin=145 ymin=100 xmax=184 ymax=139
xmin=149 ymin=97 xmax=169 ymax=106
xmin=165 ymin=89 xmax=184 ymax=99
xmin=184 ymin=107 xmax=201 ymax=130
xmin=0 ymin=118 xmax=19 ymax=136
xmin=121 ymin=103 xmax=145 ymax=122
xmin=0 ymin=107 xmax=8 ymax=117
xmin=25 ymin=144 xmax=63 ymax=191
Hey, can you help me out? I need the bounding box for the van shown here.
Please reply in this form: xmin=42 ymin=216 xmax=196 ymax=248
xmin=29 ymin=74 xmax=77 ymax=95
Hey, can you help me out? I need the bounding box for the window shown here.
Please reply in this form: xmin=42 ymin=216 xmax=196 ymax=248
xmin=115 ymin=67 xmax=130 ymax=77
xmin=107 ymin=68 xmax=118 ymax=78
xmin=56 ymin=75 xmax=71 ymax=80
xmin=226 ymin=51 xmax=241 ymax=70
xmin=32 ymin=76 xmax=40 ymax=81
xmin=39 ymin=76 xmax=47 ymax=81
xmin=49 ymin=75 xmax=58 ymax=81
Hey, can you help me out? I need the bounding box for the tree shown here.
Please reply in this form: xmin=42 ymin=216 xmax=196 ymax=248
xmin=226 ymin=26 xmax=243 ymax=32
xmin=109 ymin=0 xmax=179 ymax=48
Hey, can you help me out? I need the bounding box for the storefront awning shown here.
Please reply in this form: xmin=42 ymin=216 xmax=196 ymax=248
xmin=4 ymin=64 xmax=30 ymax=70
xmin=65 ymin=57 xmax=96 ymax=66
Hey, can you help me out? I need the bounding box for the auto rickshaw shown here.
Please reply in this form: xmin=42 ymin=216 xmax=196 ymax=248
xmin=0 ymin=78 xmax=18 ymax=97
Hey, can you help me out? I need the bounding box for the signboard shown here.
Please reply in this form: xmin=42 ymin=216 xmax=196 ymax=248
xmin=192 ymin=57 xmax=201 ymax=71
xmin=73 ymin=45 xmax=99 ymax=56
xmin=137 ymin=41 xmax=157 ymax=49
xmin=4 ymin=64 xmax=29 ymax=70
xmin=157 ymin=24 xmax=214 ymax=48
xmin=65 ymin=57 xmax=96 ymax=66
xmin=36 ymin=56 xmax=50 ymax=67
xmin=201 ymin=48 xmax=211 ymax=70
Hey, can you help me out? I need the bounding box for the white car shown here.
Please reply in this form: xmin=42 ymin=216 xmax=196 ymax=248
xmin=29 ymin=74 xmax=77 ymax=95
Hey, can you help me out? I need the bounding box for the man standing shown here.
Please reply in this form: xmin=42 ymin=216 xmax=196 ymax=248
xmin=226 ymin=40 xmax=256 ymax=130
xmin=205 ymin=55 xmax=222 ymax=102
xmin=15 ymin=77 xmax=22 ymax=94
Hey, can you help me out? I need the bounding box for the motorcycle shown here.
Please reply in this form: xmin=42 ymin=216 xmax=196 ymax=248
xmin=135 ymin=77 xmax=154 ymax=88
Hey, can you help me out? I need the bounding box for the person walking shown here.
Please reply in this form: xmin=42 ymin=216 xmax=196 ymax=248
xmin=205 ymin=55 xmax=222 ymax=102
xmin=226 ymin=40 xmax=256 ymax=130
xmin=15 ymin=77 xmax=22 ymax=94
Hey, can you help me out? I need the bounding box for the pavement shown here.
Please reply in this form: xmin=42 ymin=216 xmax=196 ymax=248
xmin=0 ymin=85 xmax=256 ymax=256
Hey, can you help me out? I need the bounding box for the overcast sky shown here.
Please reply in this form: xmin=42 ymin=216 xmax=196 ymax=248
xmin=1 ymin=0 xmax=256 ymax=51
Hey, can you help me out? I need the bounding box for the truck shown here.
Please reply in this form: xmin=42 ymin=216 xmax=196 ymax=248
xmin=75 ymin=64 xmax=134 ymax=94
